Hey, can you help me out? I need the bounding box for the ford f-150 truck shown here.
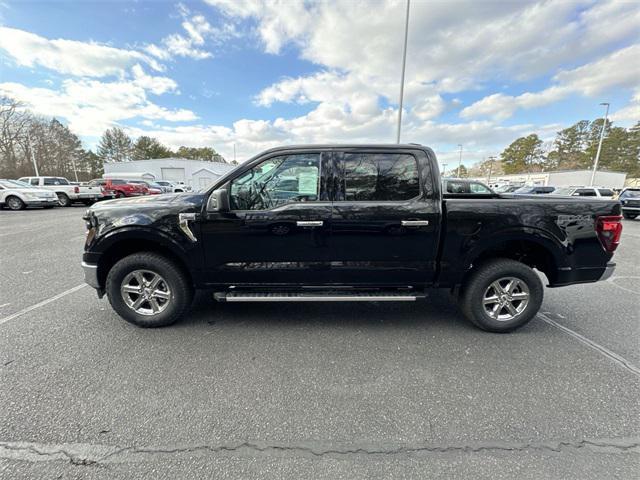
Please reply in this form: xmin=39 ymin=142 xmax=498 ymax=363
xmin=82 ymin=145 xmax=622 ymax=332
xmin=19 ymin=176 xmax=102 ymax=206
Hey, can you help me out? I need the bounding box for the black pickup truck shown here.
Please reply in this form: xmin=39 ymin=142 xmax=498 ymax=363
xmin=82 ymin=144 xmax=623 ymax=332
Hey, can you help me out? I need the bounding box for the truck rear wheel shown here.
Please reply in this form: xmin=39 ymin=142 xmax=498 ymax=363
xmin=106 ymin=252 xmax=193 ymax=327
xmin=57 ymin=193 xmax=71 ymax=207
xmin=459 ymin=259 xmax=543 ymax=333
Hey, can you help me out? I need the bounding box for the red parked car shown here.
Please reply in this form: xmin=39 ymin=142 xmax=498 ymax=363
xmin=89 ymin=179 xmax=145 ymax=198
xmin=127 ymin=180 xmax=163 ymax=195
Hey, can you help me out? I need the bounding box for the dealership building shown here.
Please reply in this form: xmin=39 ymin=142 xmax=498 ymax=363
xmin=103 ymin=158 xmax=236 ymax=190
xmin=483 ymin=169 xmax=627 ymax=189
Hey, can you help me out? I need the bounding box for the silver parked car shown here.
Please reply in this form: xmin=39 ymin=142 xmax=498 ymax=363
xmin=0 ymin=179 xmax=59 ymax=210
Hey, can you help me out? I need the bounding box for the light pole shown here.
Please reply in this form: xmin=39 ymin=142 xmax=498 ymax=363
xmin=457 ymin=144 xmax=463 ymax=177
xmin=590 ymin=102 xmax=610 ymax=186
xmin=395 ymin=0 xmax=410 ymax=144
xmin=441 ymin=163 xmax=448 ymax=176
xmin=487 ymin=156 xmax=495 ymax=184
xmin=28 ymin=134 xmax=39 ymax=176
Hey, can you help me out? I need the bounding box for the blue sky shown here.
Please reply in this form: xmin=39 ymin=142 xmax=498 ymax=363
xmin=0 ymin=0 xmax=638 ymax=166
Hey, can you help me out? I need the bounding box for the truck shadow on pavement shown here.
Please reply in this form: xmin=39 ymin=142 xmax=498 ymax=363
xmin=176 ymin=289 xmax=525 ymax=334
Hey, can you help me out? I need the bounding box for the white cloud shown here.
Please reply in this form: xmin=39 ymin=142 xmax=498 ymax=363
xmin=131 ymin=64 xmax=178 ymax=95
xmin=461 ymin=45 xmax=640 ymax=120
xmin=610 ymin=89 xmax=640 ymax=124
xmin=0 ymin=26 xmax=162 ymax=77
xmin=145 ymin=4 xmax=238 ymax=60
xmin=0 ymin=80 xmax=197 ymax=136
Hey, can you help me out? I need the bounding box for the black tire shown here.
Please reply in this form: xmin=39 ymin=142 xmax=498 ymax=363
xmin=623 ymin=212 xmax=637 ymax=220
xmin=115 ymin=191 xmax=125 ymax=198
xmin=459 ymin=258 xmax=543 ymax=333
xmin=6 ymin=196 xmax=25 ymax=210
xmin=57 ymin=193 xmax=71 ymax=207
xmin=106 ymin=252 xmax=193 ymax=328
xmin=43 ymin=205 xmax=55 ymax=209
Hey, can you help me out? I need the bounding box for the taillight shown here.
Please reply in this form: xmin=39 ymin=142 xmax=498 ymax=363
xmin=74 ymin=186 xmax=80 ymax=193
xmin=595 ymin=215 xmax=623 ymax=252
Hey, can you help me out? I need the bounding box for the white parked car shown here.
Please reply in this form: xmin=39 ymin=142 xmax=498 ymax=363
xmin=551 ymin=186 xmax=615 ymax=198
xmin=0 ymin=179 xmax=58 ymax=210
xmin=18 ymin=176 xmax=103 ymax=206
xmin=154 ymin=180 xmax=191 ymax=193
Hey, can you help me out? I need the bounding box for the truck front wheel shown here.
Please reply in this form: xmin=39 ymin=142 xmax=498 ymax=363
xmin=459 ymin=259 xmax=543 ymax=333
xmin=106 ymin=252 xmax=193 ymax=327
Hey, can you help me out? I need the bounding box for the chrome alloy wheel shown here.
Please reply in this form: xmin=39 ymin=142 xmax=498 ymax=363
xmin=482 ymin=277 xmax=530 ymax=321
xmin=120 ymin=270 xmax=171 ymax=316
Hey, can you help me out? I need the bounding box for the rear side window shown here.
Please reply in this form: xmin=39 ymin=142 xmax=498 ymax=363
xmin=43 ymin=177 xmax=57 ymax=185
xmin=111 ymin=179 xmax=126 ymax=185
xmin=598 ymin=189 xmax=613 ymax=196
xmin=340 ymin=153 xmax=419 ymax=201
xmin=470 ymin=182 xmax=491 ymax=194
xmin=446 ymin=181 xmax=468 ymax=194
xmin=575 ymin=189 xmax=596 ymax=196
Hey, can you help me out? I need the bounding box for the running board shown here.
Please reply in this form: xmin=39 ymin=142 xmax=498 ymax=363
xmin=214 ymin=291 xmax=422 ymax=302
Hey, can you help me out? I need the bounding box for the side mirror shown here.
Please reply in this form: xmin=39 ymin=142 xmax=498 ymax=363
xmin=208 ymin=189 xmax=230 ymax=212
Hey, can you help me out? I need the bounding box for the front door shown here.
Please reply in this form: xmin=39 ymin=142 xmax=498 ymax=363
xmin=328 ymin=149 xmax=440 ymax=286
xmin=200 ymin=151 xmax=333 ymax=286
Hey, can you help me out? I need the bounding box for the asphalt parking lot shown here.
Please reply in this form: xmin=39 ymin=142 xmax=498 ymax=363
xmin=1 ymin=206 xmax=639 ymax=479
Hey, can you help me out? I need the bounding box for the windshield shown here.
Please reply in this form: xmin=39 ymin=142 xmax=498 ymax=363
xmin=620 ymin=189 xmax=640 ymax=198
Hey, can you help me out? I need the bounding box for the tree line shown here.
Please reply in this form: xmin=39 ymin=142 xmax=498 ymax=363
xmin=97 ymin=126 xmax=228 ymax=164
xmin=0 ymin=97 xmax=229 ymax=181
xmin=469 ymin=119 xmax=640 ymax=179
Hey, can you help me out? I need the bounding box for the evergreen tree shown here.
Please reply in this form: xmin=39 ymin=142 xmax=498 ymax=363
xmin=97 ymin=127 xmax=132 ymax=162
xmin=500 ymin=134 xmax=544 ymax=174
xmin=132 ymin=136 xmax=173 ymax=160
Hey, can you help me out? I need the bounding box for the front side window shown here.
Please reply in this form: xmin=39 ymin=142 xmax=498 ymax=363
xmin=446 ymin=181 xmax=468 ymax=194
xmin=30 ymin=178 xmax=38 ymax=186
xmin=340 ymin=153 xmax=419 ymax=201
xmin=575 ymin=189 xmax=596 ymax=197
xmin=230 ymin=153 xmax=320 ymax=210
xmin=598 ymin=189 xmax=613 ymax=196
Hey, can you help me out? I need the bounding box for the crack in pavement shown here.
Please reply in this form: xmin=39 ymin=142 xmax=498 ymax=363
xmin=1 ymin=437 xmax=639 ymax=465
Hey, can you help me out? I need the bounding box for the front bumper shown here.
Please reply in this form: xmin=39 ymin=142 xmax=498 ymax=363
xmin=81 ymin=261 xmax=100 ymax=289
xmin=622 ymin=206 xmax=640 ymax=212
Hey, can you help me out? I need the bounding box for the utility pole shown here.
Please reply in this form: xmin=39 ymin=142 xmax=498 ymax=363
xmin=487 ymin=156 xmax=494 ymax=184
xmin=28 ymin=134 xmax=39 ymax=176
xmin=590 ymin=102 xmax=610 ymax=186
xmin=457 ymin=144 xmax=463 ymax=177
xmin=233 ymin=143 xmax=236 ymax=163
xmin=395 ymin=0 xmax=410 ymax=144
xmin=441 ymin=163 xmax=448 ymax=176
xmin=71 ymin=158 xmax=79 ymax=182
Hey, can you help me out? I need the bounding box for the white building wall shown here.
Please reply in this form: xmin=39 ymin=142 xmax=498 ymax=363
xmin=104 ymin=158 xmax=235 ymax=188
xmin=483 ymin=170 xmax=626 ymax=188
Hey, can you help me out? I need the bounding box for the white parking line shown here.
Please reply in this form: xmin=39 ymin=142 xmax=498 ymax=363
xmin=538 ymin=312 xmax=640 ymax=377
xmin=0 ymin=284 xmax=87 ymax=327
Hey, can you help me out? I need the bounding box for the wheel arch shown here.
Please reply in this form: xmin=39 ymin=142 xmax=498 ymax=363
xmin=462 ymin=230 xmax=565 ymax=286
xmin=94 ymin=230 xmax=194 ymax=290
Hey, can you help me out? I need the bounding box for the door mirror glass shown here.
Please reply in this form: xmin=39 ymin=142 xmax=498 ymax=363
xmin=208 ymin=189 xmax=230 ymax=212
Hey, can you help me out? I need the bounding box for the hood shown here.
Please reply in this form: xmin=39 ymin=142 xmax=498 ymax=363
xmin=90 ymin=192 xmax=204 ymax=212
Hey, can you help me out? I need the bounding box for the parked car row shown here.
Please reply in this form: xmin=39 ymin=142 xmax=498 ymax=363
xmin=0 ymin=176 xmax=190 ymax=210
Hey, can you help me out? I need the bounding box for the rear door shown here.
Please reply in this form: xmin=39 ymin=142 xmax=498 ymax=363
xmin=328 ymin=148 xmax=440 ymax=286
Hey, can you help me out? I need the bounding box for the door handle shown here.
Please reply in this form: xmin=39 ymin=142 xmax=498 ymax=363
xmin=401 ymin=220 xmax=429 ymax=227
xmin=296 ymin=220 xmax=324 ymax=227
